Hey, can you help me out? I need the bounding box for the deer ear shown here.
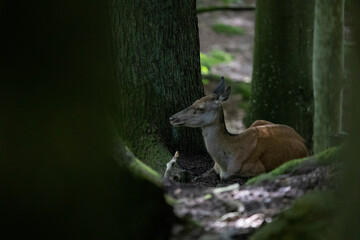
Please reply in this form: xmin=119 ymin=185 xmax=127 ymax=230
xmin=213 ymin=76 xmax=226 ymax=95
xmin=221 ymin=86 xmax=231 ymax=101
xmin=216 ymin=86 xmax=231 ymax=104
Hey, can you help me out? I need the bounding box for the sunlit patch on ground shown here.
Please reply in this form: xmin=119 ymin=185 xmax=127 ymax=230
xmin=168 ymin=163 xmax=334 ymax=239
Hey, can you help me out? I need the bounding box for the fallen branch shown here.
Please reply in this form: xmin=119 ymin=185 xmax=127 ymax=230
xmin=164 ymin=151 xmax=179 ymax=179
xmin=212 ymin=183 xmax=245 ymax=213
xmin=197 ymin=5 xmax=255 ymax=14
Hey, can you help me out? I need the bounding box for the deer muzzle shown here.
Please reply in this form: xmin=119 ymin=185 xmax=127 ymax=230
xmin=169 ymin=115 xmax=184 ymax=126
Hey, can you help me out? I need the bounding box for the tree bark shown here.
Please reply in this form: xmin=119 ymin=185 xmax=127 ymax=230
xmin=246 ymin=0 xmax=315 ymax=150
xmin=109 ymin=0 xmax=207 ymax=173
xmin=0 ymin=1 xmax=173 ymax=239
xmin=338 ymin=1 xmax=360 ymax=238
xmin=313 ymin=0 xmax=345 ymax=153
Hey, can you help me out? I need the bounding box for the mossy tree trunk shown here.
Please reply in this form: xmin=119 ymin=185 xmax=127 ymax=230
xmin=246 ymin=0 xmax=315 ymax=149
xmin=109 ymin=0 xmax=207 ymax=173
xmin=313 ymin=0 xmax=345 ymax=153
xmin=0 ymin=1 xmax=173 ymax=239
xmin=338 ymin=1 xmax=360 ymax=238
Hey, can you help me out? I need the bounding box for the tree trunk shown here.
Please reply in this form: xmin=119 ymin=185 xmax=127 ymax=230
xmin=109 ymin=0 xmax=207 ymax=173
xmin=0 ymin=1 xmax=173 ymax=239
xmin=337 ymin=1 xmax=360 ymax=238
xmin=313 ymin=0 xmax=345 ymax=153
xmin=246 ymin=0 xmax=315 ymax=150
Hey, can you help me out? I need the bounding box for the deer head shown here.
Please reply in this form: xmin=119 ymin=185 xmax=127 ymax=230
xmin=169 ymin=77 xmax=231 ymax=128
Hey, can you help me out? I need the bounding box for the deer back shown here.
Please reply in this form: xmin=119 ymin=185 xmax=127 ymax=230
xmin=247 ymin=124 xmax=308 ymax=171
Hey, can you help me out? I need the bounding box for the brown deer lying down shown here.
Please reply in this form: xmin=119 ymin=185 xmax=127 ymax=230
xmin=169 ymin=77 xmax=308 ymax=180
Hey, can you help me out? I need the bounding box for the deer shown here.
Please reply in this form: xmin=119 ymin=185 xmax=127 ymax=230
xmin=169 ymin=77 xmax=309 ymax=180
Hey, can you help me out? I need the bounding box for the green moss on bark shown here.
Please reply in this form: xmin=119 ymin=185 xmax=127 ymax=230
xmin=247 ymin=147 xmax=342 ymax=185
xmin=114 ymin=138 xmax=163 ymax=186
xmin=110 ymin=0 xmax=207 ymax=167
xmin=313 ymin=0 xmax=344 ymax=153
xmin=133 ymin=134 xmax=172 ymax=176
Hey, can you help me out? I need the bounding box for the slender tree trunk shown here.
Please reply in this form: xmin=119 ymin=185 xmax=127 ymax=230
xmin=0 ymin=1 xmax=173 ymax=239
xmin=313 ymin=0 xmax=345 ymax=153
xmin=109 ymin=0 xmax=206 ymax=173
xmin=246 ymin=0 xmax=315 ymax=149
xmin=337 ymin=1 xmax=360 ymax=238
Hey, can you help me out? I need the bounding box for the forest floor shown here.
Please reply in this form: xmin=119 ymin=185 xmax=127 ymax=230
xmin=164 ymin=2 xmax=338 ymax=239
xmin=165 ymin=159 xmax=335 ymax=240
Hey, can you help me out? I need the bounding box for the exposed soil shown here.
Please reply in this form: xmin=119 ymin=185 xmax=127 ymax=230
xmin=175 ymin=153 xmax=249 ymax=188
xmin=165 ymin=155 xmax=336 ymax=240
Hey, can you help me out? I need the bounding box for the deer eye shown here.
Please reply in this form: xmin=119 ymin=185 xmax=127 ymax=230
xmin=196 ymin=107 xmax=205 ymax=112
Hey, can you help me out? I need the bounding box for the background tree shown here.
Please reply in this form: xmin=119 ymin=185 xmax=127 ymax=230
xmin=246 ymin=0 xmax=315 ymax=149
xmin=109 ymin=0 xmax=207 ymax=173
xmin=0 ymin=1 xmax=173 ymax=239
xmin=313 ymin=0 xmax=345 ymax=153
xmin=337 ymin=0 xmax=360 ymax=238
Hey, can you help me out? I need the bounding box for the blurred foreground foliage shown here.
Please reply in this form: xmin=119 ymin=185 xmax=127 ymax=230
xmin=250 ymin=192 xmax=336 ymax=240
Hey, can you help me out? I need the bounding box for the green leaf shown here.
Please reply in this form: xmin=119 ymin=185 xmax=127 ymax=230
xmin=201 ymin=65 xmax=209 ymax=75
xmin=212 ymin=23 xmax=245 ymax=36
xmin=200 ymin=49 xmax=234 ymax=69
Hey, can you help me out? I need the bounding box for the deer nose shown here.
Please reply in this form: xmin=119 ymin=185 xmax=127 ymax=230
xmin=169 ymin=116 xmax=176 ymax=122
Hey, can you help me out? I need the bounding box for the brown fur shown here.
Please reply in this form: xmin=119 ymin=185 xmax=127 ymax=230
xmin=170 ymin=91 xmax=309 ymax=179
xmin=228 ymin=123 xmax=308 ymax=175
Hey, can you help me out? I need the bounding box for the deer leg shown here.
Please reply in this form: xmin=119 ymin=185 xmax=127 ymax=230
xmin=237 ymin=157 xmax=266 ymax=177
xmin=193 ymin=162 xmax=221 ymax=182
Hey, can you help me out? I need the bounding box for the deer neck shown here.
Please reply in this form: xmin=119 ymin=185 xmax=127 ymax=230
xmin=201 ymin=105 xmax=231 ymax=136
xmin=201 ymin=106 xmax=233 ymax=170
